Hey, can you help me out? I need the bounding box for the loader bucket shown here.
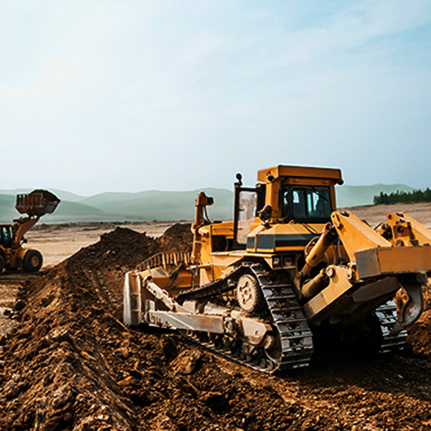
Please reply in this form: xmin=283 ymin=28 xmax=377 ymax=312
xmin=15 ymin=189 xmax=60 ymax=217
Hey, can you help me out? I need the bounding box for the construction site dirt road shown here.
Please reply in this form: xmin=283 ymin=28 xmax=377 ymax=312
xmin=0 ymin=209 xmax=431 ymax=430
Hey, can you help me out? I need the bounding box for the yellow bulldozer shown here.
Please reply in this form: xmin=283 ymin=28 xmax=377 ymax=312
xmin=124 ymin=165 xmax=431 ymax=373
xmin=0 ymin=189 xmax=60 ymax=274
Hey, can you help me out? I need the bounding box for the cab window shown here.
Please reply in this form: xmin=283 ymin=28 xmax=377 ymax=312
xmin=0 ymin=226 xmax=13 ymax=247
xmin=282 ymin=186 xmax=332 ymax=220
xmin=237 ymin=191 xmax=257 ymax=244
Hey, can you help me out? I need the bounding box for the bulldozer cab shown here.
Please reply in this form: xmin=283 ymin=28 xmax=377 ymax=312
xmin=256 ymin=165 xmax=343 ymax=222
xmin=232 ymin=165 xmax=343 ymax=249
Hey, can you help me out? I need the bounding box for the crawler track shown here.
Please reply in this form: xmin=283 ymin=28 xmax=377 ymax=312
xmin=177 ymin=271 xmax=406 ymax=372
xmin=375 ymin=300 xmax=408 ymax=353
xmin=181 ymin=264 xmax=314 ymax=374
xmin=250 ymin=266 xmax=313 ymax=371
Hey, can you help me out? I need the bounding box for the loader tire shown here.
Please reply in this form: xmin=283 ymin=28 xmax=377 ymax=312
xmin=23 ymin=250 xmax=43 ymax=272
xmin=237 ymin=274 xmax=265 ymax=313
xmin=0 ymin=255 xmax=5 ymax=274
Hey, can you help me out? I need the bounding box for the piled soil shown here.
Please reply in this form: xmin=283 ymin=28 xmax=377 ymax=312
xmin=1 ymin=224 xmax=431 ymax=430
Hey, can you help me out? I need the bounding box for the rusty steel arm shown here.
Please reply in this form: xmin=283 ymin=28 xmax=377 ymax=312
xmin=387 ymin=212 xmax=431 ymax=246
xmin=191 ymin=192 xmax=214 ymax=261
xmin=331 ymin=211 xmax=391 ymax=263
xmin=12 ymin=216 xmax=40 ymax=248
xmin=12 ymin=189 xmax=61 ymax=248
xmin=299 ymin=223 xmax=337 ymax=278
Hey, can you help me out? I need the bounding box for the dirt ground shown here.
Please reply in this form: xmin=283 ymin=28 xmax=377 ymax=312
xmin=0 ymin=222 xmax=173 ymax=349
xmin=27 ymin=222 xmax=174 ymax=269
xmin=0 ymin=206 xmax=431 ymax=430
xmin=342 ymin=202 xmax=431 ymax=228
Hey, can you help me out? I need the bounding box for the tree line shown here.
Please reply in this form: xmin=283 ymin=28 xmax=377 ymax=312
xmin=374 ymin=188 xmax=431 ymax=205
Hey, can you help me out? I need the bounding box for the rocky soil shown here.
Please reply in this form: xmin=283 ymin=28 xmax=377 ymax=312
xmin=0 ymin=224 xmax=431 ymax=430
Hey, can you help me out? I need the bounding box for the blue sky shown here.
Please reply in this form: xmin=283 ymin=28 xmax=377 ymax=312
xmin=1 ymin=1 xmax=430 ymax=195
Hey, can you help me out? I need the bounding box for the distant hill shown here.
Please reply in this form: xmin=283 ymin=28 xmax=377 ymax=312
xmin=336 ymin=184 xmax=415 ymax=208
xmin=81 ymin=188 xmax=233 ymax=221
xmin=0 ymin=194 xmax=21 ymax=221
xmin=0 ymin=184 xmax=421 ymax=223
xmin=0 ymin=188 xmax=84 ymax=203
xmin=0 ymin=188 xmax=233 ymax=223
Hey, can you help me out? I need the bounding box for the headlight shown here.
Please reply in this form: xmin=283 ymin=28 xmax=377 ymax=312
xmin=273 ymin=256 xmax=281 ymax=267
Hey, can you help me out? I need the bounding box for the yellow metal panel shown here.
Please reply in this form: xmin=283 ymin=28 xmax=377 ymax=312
xmin=355 ymin=246 xmax=431 ymax=278
xmin=377 ymin=246 xmax=431 ymax=274
xmin=391 ymin=212 xmax=431 ymax=245
xmin=200 ymin=234 xmax=213 ymax=280
xmin=265 ymin=180 xmax=282 ymax=216
xmin=257 ymin=165 xmax=343 ymax=184
xmin=303 ymin=266 xmax=353 ymax=321
xmin=211 ymin=221 xmax=235 ymax=238
xmin=332 ymin=211 xmax=391 ymax=263
xmin=210 ymin=251 xmax=245 ymax=280
xmin=283 ymin=178 xmax=334 ymax=186
xmin=264 ymin=222 xmax=324 ymax=235
xmin=211 ymin=251 xmax=244 ymax=266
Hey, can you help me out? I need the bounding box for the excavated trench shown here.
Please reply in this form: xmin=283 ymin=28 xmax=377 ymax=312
xmin=0 ymin=224 xmax=430 ymax=430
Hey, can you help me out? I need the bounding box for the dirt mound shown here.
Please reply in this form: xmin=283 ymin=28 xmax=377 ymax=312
xmin=157 ymin=223 xmax=193 ymax=253
xmin=1 ymin=224 xmax=431 ymax=430
xmin=72 ymin=226 xmax=161 ymax=269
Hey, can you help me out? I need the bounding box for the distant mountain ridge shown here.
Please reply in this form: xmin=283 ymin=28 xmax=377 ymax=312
xmin=0 ymin=188 xmax=233 ymax=223
xmin=0 ymin=183 xmax=421 ymax=223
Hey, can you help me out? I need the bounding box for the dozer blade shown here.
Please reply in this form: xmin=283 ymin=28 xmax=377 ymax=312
xmin=16 ymin=189 xmax=60 ymax=217
xmin=394 ymin=281 xmax=424 ymax=328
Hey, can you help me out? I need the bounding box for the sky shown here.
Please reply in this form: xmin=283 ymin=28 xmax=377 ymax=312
xmin=0 ymin=0 xmax=430 ymax=196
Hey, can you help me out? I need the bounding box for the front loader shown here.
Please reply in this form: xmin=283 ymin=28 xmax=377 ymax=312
xmin=0 ymin=189 xmax=60 ymax=273
xmin=124 ymin=165 xmax=431 ymax=373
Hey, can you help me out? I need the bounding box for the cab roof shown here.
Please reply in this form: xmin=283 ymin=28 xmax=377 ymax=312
xmin=257 ymin=165 xmax=344 ymax=185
